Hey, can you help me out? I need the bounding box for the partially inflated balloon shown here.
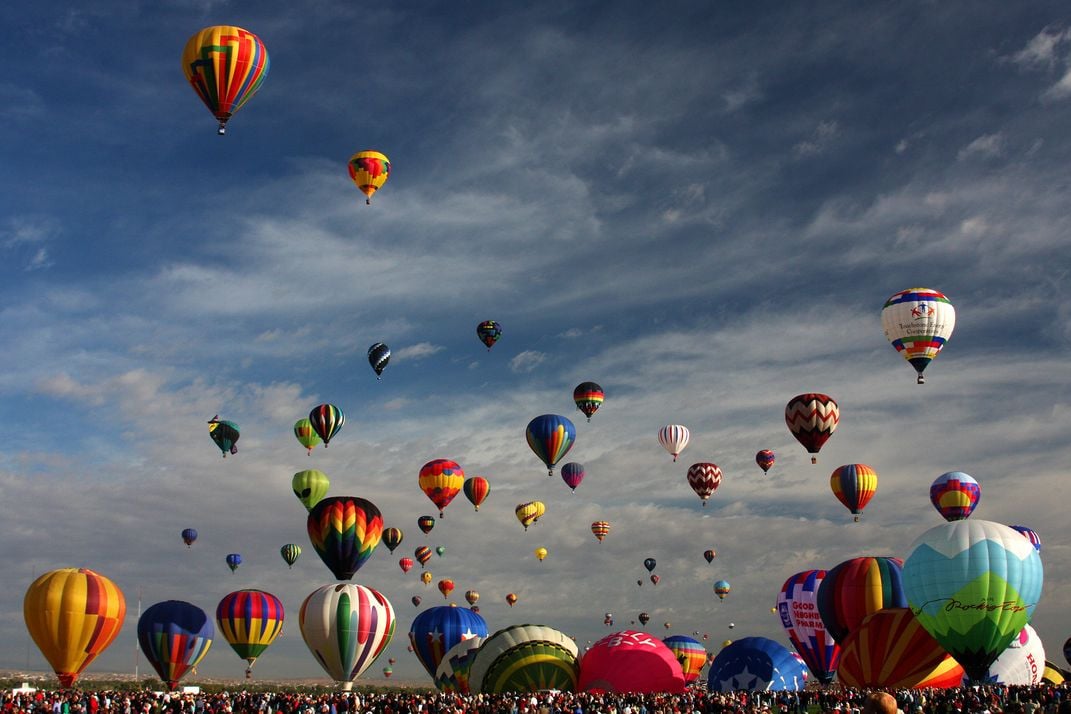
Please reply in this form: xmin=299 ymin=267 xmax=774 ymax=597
xmin=930 ymin=472 xmax=980 ymax=521
xmin=591 ymin=521 xmax=610 ymax=543
xmin=785 ymin=394 xmax=838 ymax=463
xmin=308 ymin=404 xmax=344 ymax=446
xmin=983 ymin=624 xmax=1046 ymax=685
xmin=208 ymin=417 xmax=239 ymax=457
xmin=835 ymin=608 xmax=963 ymax=689
xmin=882 ymin=288 xmax=955 ymax=384
xmin=560 ymin=462 xmax=585 ymax=491
xmin=579 ymin=631 xmax=685 ymax=693
xmin=367 ymin=342 xmax=390 ymax=378
xmin=657 ymin=425 xmax=690 ymax=462
xmin=830 ymin=464 xmax=878 ymax=521
xmin=526 ymin=414 xmax=576 ymax=477
xmin=903 ymin=520 xmax=1044 ymax=683
xmin=181 ymin=528 xmax=197 ymax=548
xmin=419 ymin=459 xmax=465 ymax=518
xmin=755 ymin=450 xmax=776 ymax=474
xmin=469 ymin=625 xmax=579 ymax=694
xmin=686 ymin=463 xmax=722 ymax=506
xmin=24 ymin=568 xmax=126 ymax=687
xmin=307 ymin=497 xmax=384 ymax=580
xmin=348 ymin=152 xmax=391 ymax=205
xmin=816 ymin=556 xmax=906 ymax=644
xmin=280 ymin=544 xmax=301 ymax=568
xmin=434 ymin=636 xmax=484 ymax=693
xmin=382 ymin=527 xmax=403 ymax=553
xmin=215 ymin=590 xmax=284 ymax=673
xmin=181 ymin=26 xmax=269 ymax=135
xmin=573 ymin=382 xmax=604 ymax=422
xmin=707 ymin=637 xmax=806 ymax=692
xmin=292 ymin=470 xmax=330 ymax=511
xmin=408 ymin=606 xmax=488 ymax=678
xmin=476 ymin=321 xmax=502 ymax=350
xmin=137 ymin=601 xmax=213 ymax=690
xmin=776 ymin=570 xmax=839 ymax=684
xmin=463 ymin=476 xmax=490 ymax=511
xmin=299 ymin=584 xmax=395 ymax=690
xmin=294 ymin=418 xmax=322 ymax=455
xmin=663 ymin=635 xmax=707 ymax=684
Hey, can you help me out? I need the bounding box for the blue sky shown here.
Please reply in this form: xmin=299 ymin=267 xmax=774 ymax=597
xmin=2 ymin=0 xmax=1071 ymax=684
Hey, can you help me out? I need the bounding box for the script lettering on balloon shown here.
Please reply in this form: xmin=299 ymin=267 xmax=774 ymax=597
xmin=914 ymin=598 xmax=1029 ymax=614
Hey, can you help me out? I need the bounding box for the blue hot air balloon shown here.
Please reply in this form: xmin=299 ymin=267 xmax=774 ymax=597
xmin=408 ymin=606 xmax=488 ymax=680
xmin=525 ymin=414 xmax=576 ymax=477
xmin=707 ymin=637 xmax=807 ymax=692
xmin=137 ymin=601 xmax=214 ymax=691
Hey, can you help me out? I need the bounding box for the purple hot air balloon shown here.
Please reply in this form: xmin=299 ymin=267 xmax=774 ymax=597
xmin=560 ymin=462 xmax=585 ymax=492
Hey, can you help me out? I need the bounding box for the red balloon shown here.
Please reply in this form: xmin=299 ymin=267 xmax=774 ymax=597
xmin=578 ymin=630 xmax=685 ymax=694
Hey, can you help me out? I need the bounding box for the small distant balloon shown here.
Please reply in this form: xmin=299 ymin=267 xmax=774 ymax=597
xmin=755 ymin=450 xmax=776 ymax=475
xmin=561 ymin=462 xmax=585 ymax=491
xmin=591 ymin=521 xmax=610 ymax=543
xmin=714 ymin=580 xmax=730 ymax=600
xmin=368 ymin=343 xmax=390 ymax=378
xmin=644 ymin=558 xmax=657 ymax=572
xmin=535 ymin=547 xmax=548 ymax=562
xmin=476 ymin=321 xmax=502 ymax=350
xmin=292 ymin=469 xmax=330 ymax=511
xmin=382 ymin=527 xmax=403 ymax=553
xmin=415 ymin=546 xmax=432 ymax=567
xmin=882 ymin=287 xmax=956 ymax=384
xmin=704 ymin=549 xmax=716 ymax=563
xmin=505 ymin=593 xmax=518 ymax=607
xmin=526 ymin=414 xmax=576 ymax=477
xmin=438 ymin=579 xmax=454 ymax=599
xmin=308 ymin=404 xmax=344 ymax=446
xmin=515 ymin=501 xmax=545 ymax=530
xmin=1010 ymin=525 xmax=1042 ymax=553
xmin=785 ymin=394 xmax=839 ymax=464
xmin=650 ymin=575 xmax=660 ymax=585
xmin=830 ymin=463 xmax=878 ymax=522
xmin=929 ymin=471 xmax=980 ymax=521
xmin=293 ymin=418 xmax=322 ymax=455
xmin=208 ymin=416 xmax=239 ymax=457
xmin=399 ymin=557 xmax=414 ymax=574
xmin=418 ymin=516 xmax=436 ymax=535
xmin=463 ymin=476 xmax=490 ymax=511
xmin=686 ymin=463 xmax=722 ymax=506
xmin=226 ymin=553 xmax=242 ymax=573
xmin=280 ymin=544 xmax=301 ymax=568
xmin=181 ymin=528 xmax=197 ymax=548
xmin=412 ymin=596 xmax=422 ymax=607
xmin=658 ymin=425 xmax=690 ymax=462
xmin=421 ymin=572 xmax=432 ymax=586
xmin=348 ymin=151 xmax=391 ymax=205
xmin=573 ymin=382 xmax=604 ymax=422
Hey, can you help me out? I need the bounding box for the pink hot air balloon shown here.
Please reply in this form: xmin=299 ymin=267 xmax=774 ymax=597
xmin=560 ymin=463 xmax=585 ymax=492
xmin=579 ymin=630 xmax=686 ymax=693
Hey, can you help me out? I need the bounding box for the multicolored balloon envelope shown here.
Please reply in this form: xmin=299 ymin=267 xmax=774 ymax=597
xmin=307 ymin=496 xmax=384 ymax=580
xmin=707 ymin=637 xmax=807 ymax=692
xmin=784 ymin=394 xmax=838 ymax=463
xmin=1009 ymin=525 xmax=1042 ymax=553
xmin=816 ymin=556 xmax=906 ymax=645
xmin=981 ymin=624 xmax=1046 ymax=685
xmin=573 ymin=382 xmax=604 ymax=422
xmin=418 ymin=459 xmax=465 ymax=517
xmin=468 ymin=625 xmax=579 ymax=694
xmin=23 ymin=568 xmax=126 ymax=688
xmin=137 ymin=600 xmax=214 ymax=691
xmin=434 ymin=636 xmax=484 ymax=693
xmin=298 ymin=583 xmax=395 ymax=690
xmin=829 ymin=464 xmax=878 ymax=521
xmin=903 ymin=519 xmax=1044 ymax=683
xmin=882 ymin=287 xmax=956 ymax=384
xmin=476 ymin=320 xmax=502 ymax=350
xmin=755 ymin=449 xmax=776 ymax=474
xmin=293 ymin=418 xmax=322 ymax=455
xmin=776 ymin=570 xmax=839 ymax=684
xmin=579 ymin=631 xmax=685 ymax=693
xmin=409 ymin=606 xmax=488 ymax=679
xmin=308 ymin=404 xmax=345 ymax=446
xmin=526 ymin=414 xmax=576 ymax=477
xmin=181 ymin=26 xmax=269 ymax=135
xmin=463 ymin=476 xmax=490 ymax=511
xmin=662 ymin=635 xmax=707 ymax=684
xmin=560 ymin=462 xmax=585 ymax=491
xmin=208 ymin=417 xmax=240 ymax=457
xmin=930 ymin=471 xmax=980 ymax=521
xmin=591 ymin=521 xmax=610 ymax=542
xmin=835 ymin=608 xmax=964 ymax=689
xmin=215 ymin=590 xmax=284 ymax=673
xmin=349 ymin=152 xmax=391 ymax=205
xmin=382 ymin=527 xmax=403 ymax=553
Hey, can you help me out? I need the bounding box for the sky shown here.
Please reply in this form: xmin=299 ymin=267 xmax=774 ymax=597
xmin=2 ymin=0 xmax=1071 ymax=686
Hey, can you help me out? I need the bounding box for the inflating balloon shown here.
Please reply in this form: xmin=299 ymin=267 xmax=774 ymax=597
xmin=835 ymin=608 xmax=963 ymax=689
xmin=181 ymin=26 xmax=269 ymax=135
xmin=707 ymin=637 xmax=806 ymax=692
xmin=663 ymin=635 xmax=707 ymax=684
xmin=348 ymin=152 xmax=391 ymax=205
xmin=579 ymin=631 xmax=685 ymax=694
xmin=816 ymin=556 xmax=906 ymax=644
xmin=469 ymin=625 xmax=579 ymax=694
xmin=882 ymin=287 xmax=956 ymax=384
xmin=434 ymin=637 xmax=484 ymax=694
xmin=408 ymin=605 xmax=488 ymax=678
xmin=776 ymin=570 xmax=838 ymax=684
xmin=137 ymin=600 xmax=213 ymax=690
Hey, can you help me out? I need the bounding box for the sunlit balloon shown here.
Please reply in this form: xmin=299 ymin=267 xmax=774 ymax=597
xmin=686 ymin=463 xmax=722 ymax=506
xmin=930 ymin=471 xmax=980 ymax=521
xmin=663 ymin=635 xmax=707 ymax=684
xmin=308 ymin=404 xmax=345 ymax=446
xmin=560 ymin=462 xmax=585 ymax=492
xmin=535 ymin=547 xmax=548 ymax=562
xmin=830 ymin=463 xmax=878 ymax=522
xmin=657 ymin=425 xmax=690 ymax=462
xmin=367 ymin=342 xmax=390 ymax=378
xmin=348 ymin=151 xmax=391 ymax=205
xmin=476 ymin=321 xmax=502 ymax=350
xmin=882 ymin=287 xmax=956 ymax=384
xmin=579 ymin=631 xmax=685 ymax=693
xmin=382 ymin=527 xmax=403 ymax=553
xmin=24 ymin=568 xmax=126 ymax=687
xmin=816 ymin=556 xmax=906 ymax=644
xmin=465 ymin=590 xmax=479 ymax=607
xmin=419 ymin=459 xmax=465 ymax=518
xmin=515 ymin=501 xmax=546 ymax=530
xmin=215 ymin=590 xmax=284 ymax=676
xmin=707 ymin=637 xmax=807 ymax=692
xmin=526 ymin=414 xmax=576 ymax=477
xmin=469 ymin=625 xmax=579 ymax=694
xmin=573 ymin=382 xmax=604 ymax=422
xmin=226 ymin=553 xmax=242 ymax=573
xmin=208 ymin=416 xmax=239 ymax=457
xmin=181 ymin=528 xmax=197 ymax=548
xmin=181 ymin=26 xmax=269 ymax=135
xmin=280 ymin=544 xmax=301 ymax=569
xmin=307 ymin=496 xmax=384 ymax=580
xmin=292 ymin=469 xmax=330 ymax=512
xmin=293 ymin=418 xmax=322 ymax=455
xmin=137 ymin=600 xmax=213 ymax=691
xmin=784 ymin=393 xmax=838 ymax=464
xmin=591 ymin=521 xmax=610 ymax=543
xmin=299 ymin=583 xmax=395 ymax=690
xmin=421 ymin=572 xmax=433 ymax=586
xmin=776 ymin=570 xmax=839 ymax=684
xmin=835 ymin=608 xmax=964 ymax=689
xmin=463 ymin=477 xmax=490 ymax=511
xmin=408 ymin=605 xmax=488 ymax=679
xmin=755 ymin=449 xmax=776 ymax=475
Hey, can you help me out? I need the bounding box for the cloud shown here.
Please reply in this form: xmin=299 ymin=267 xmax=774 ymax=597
xmin=793 ymin=120 xmax=839 ymax=157
xmin=1005 ymin=26 xmax=1071 ymax=101
xmin=510 ymin=350 xmax=546 ymax=373
xmin=393 ymin=342 xmax=444 ymax=361
xmin=957 ymin=133 xmax=1005 ymax=161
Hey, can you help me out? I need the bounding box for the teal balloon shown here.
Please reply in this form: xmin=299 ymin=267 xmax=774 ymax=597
xmin=903 ymin=519 xmax=1043 ymax=684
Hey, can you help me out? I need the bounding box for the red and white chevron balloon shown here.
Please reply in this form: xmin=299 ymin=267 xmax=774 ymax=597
xmin=686 ymin=463 xmax=722 ymax=505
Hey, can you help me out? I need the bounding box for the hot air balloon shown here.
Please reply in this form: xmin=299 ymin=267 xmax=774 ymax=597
xmin=638 ymin=612 xmax=651 ymax=627
xmin=419 ymin=459 xmax=465 ymax=518
xmin=579 ymin=631 xmax=685 ymax=694
xmin=293 ymin=418 xmax=322 ymax=455
xmin=298 ymin=583 xmax=395 ymax=690
xmin=835 ymin=608 xmax=964 ymax=689
xmin=382 ymin=665 xmax=392 ymax=678
xmin=982 ymin=624 xmax=1046 ymax=685
xmin=650 ymin=575 xmax=660 ymax=586
xmin=280 ymin=544 xmax=301 ymax=568
xmin=505 ymin=593 xmax=518 ymax=607
xmin=755 ymin=449 xmax=776 ymax=474
xmin=412 ymin=596 xmax=422 ymax=607
xmin=515 ymin=501 xmax=545 ymax=530
xmin=306 ymin=496 xmax=384 ymax=580
xmin=526 ymin=414 xmax=576 ymax=477
xmin=308 ymin=404 xmax=344 ymax=446
xmin=399 ymin=557 xmax=414 ymax=574
xmin=434 ymin=637 xmax=484 ymax=694
xmin=438 ymin=579 xmax=454 ymax=599
xmin=714 ymin=580 xmax=730 ymax=600
xmin=435 ymin=545 xmax=446 ymax=558
xmin=882 ymin=287 xmax=956 ymax=384
xmin=215 ymin=590 xmax=284 ymax=677
xmin=208 ymin=416 xmax=239 ymax=456
xmin=476 ymin=321 xmax=502 ymax=350
xmin=415 ymin=546 xmax=432 ymax=568
xmin=830 ymin=463 xmax=878 ymax=521
xmin=23 ymin=568 xmax=126 ymax=688
xmin=1010 ymin=525 xmax=1042 ymax=553
xmin=903 ymin=519 xmax=1044 ymax=683
xmin=137 ymin=601 xmax=213 ymax=690
xmin=465 ymin=590 xmax=479 ymax=607
xmin=930 ymin=471 xmax=980 ymax=521
xmin=704 ymin=549 xmax=716 ymax=564
xmin=535 ymin=547 xmax=548 ymax=562
xmin=644 ymin=558 xmax=657 ymax=572
xmin=784 ymin=394 xmax=838 ymax=464
xmin=591 ymin=521 xmax=610 ymax=543
xmin=604 ymin=613 xmax=614 ymax=627
xmin=686 ymin=463 xmax=722 ymax=506
xmin=382 ymin=527 xmax=403 ymax=553
xmin=468 ymin=625 xmax=580 ymax=694
xmin=367 ymin=342 xmax=390 ymax=378
xmin=463 ymin=476 xmax=490 ymax=511
xmin=292 ymin=469 xmax=330 ymax=512
xmin=181 ymin=528 xmax=198 ymax=548
xmin=417 ymin=515 xmax=436 ymax=535
xmin=181 ymin=26 xmax=269 ymax=135
xmin=408 ymin=606 xmax=488 ymax=678
xmin=816 ymin=556 xmax=906 ymax=644
xmin=663 ymin=635 xmax=707 ymax=684
xmin=573 ymin=382 xmax=604 ymax=422
xmin=226 ymin=553 xmax=242 ymax=573
xmin=421 ymin=572 xmax=433 ymax=586
xmin=707 ymin=637 xmax=807 ymax=692
xmin=560 ymin=462 xmax=585 ymax=491
xmin=348 ymin=151 xmax=391 ymax=205
xmin=776 ymin=570 xmax=839 ymax=684
xmin=657 ymin=425 xmax=690 ymax=462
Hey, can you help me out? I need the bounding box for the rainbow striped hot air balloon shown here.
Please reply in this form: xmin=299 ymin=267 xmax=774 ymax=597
xmin=526 ymin=414 xmax=576 ymax=477
xmin=306 ymin=496 xmax=384 ymax=580
xmin=930 ymin=471 xmax=980 ymax=521
xmin=573 ymin=382 xmax=605 ymax=422
xmin=835 ymin=608 xmax=963 ymax=689
xmin=137 ymin=601 xmax=214 ymax=691
xmin=434 ymin=637 xmax=484 ymax=693
xmin=816 ymin=556 xmax=906 ymax=644
xmin=181 ymin=26 xmax=269 ymax=135
xmin=663 ymin=635 xmax=707 ymax=684
xmin=419 ymin=459 xmax=465 ymax=518
xmin=215 ymin=590 xmax=284 ymax=676
xmin=830 ymin=463 xmax=878 ymax=522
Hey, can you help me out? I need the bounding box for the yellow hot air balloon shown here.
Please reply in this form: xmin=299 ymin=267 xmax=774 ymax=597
xmin=24 ymin=568 xmax=126 ymax=687
xmin=181 ymin=26 xmax=269 ymax=135
xmin=421 ymin=571 xmax=433 ymax=586
xmin=514 ymin=501 xmax=546 ymax=531
xmin=348 ymin=151 xmax=391 ymax=205
xmin=535 ymin=547 xmax=548 ymax=562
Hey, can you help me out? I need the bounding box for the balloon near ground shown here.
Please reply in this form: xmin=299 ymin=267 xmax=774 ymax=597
xmin=215 ymin=590 xmax=284 ymax=675
xmin=434 ymin=637 xmax=484 ymax=693
xmin=298 ymin=583 xmax=395 ymax=690
xmin=579 ymin=631 xmax=685 ymax=694
xmin=835 ymin=607 xmax=963 ymax=689
xmin=348 ymin=152 xmax=391 ymax=205
xmin=306 ymin=496 xmax=384 ymax=580
xmin=181 ymin=26 xmax=269 ymax=135
xmin=882 ymin=287 xmax=956 ymax=384
xmin=469 ymin=625 xmax=579 ymax=694
xmin=930 ymin=471 xmax=980 ymax=521
xmin=663 ymin=635 xmax=707 ymax=684
xmin=137 ymin=600 xmax=213 ymax=691
xmin=784 ymin=394 xmax=838 ymax=463
xmin=816 ymin=556 xmax=906 ymax=644
xmin=707 ymin=637 xmax=806 ymax=692
xmin=983 ymin=624 xmax=1046 ymax=685
xmin=903 ymin=519 xmax=1044 ymax=683
xmin=776 ymin=570 xmax=839 ymax=684
xmin=525 ymin=414 xmax=576 ymax=477
xmin=408 ymin=605 xmax=488 ymax=678
xmin=24 ymin=568 xmax=126 ymax=688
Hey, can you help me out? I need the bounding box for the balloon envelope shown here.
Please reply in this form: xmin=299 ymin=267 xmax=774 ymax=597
xmin=469 ymin=624 xmax=579 ymax=693
xmin=579 ymin=631 xmax=685 ymax=694
xmin=292 ymin=469 xmax=330 ymax=511
xmin=525 ymin=414 xmax=576 ymax=476
xmin=930 ymin=471 xmax=980 ymax=521
xmin=707 ymin=637 xmax=806 ymax=692
xmin=657 ymin=425 xmax=690 ymax=462
xmin=280 ymin=544 xmax=302 ymax=568
xmin=215 ymin=590 xmax=284 ymax=667
xmin=776 ymin=570 xmax=839 ymax=684
xmin=181 ymin=528 xmax=197 ymax=547
xmin=573 ymin=382 xmax=604 ymax=421
xmin=24 ymin=568 xmax=126 ymax=687
xmin=298 ymin=583 xmax=395 ymax=688
xmin=882 ymin=287 xmax=955 ymax=383
xmin=408 ymin=606 xmax=488 ymax=679
xmin=419 ymin=459 xmax=465 ymax=517
xmin=663 ymin=635 xmax=707 ymax=684
xmin=560 ymin=462 xmax=585 ymax=491
xmin=591 ymin=521 xmax=610 ymax=542
xmin=307 ymin=496 xmax=384 ymax=580
xmin=686 ymin=463 xmax=722 ymax=505
xmin=463 ymin=476 xmax=490 ymax=511
xmin=476 ymin=320 xmax=502 ymax=349
xmin=293 ymin=418 xmax=322 ymax=455
xmin=434 ymin=636 xmax=484 ymax=693
xmin=137 ymin=601 xmax=213 ymax=690
xmin=981 ymin=624 xmax=1046 ymax=685
xmin=349 ymin=152 xmax=390 ymax=204
xmin=367 ymin=342 xmax=390 ymax=376
xmin=829 ymin=463 xmax=878 ymax=520
xmin=784 ymin=394 xmax=839 ymax=463
xmin=816 ymin=556 xmax=906 ymax=645
xmin=835 ymin=608 xmax=963 ymax=689
xmin=755 ymin=450 xmax=776 ymax=474
xmin=308 ymin=404 xmax=345 ymax=445
xmin=382 ymin=527 xmax=403 ymax=553
xmin=181 ymin=26 xmax=269 ymax=134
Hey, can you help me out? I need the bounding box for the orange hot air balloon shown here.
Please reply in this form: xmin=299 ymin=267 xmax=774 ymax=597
xmin=591 ymin=521 xmax=610 ymax=543
xmin=830 ymin=463 xmax=878 ymax=522
xmin=419 ymin=459 xmax=465 ymax=518
xmin=836 ymin=608 xmax=964 ymax=689
xmin=505 ymin=593 xmax=518 ymax=607
xmin=438 ymin=579 xmax=455 ymax=599
xmin=24 ymin=568 xmax=127 ymax=687
xmin=463 ymin=476 xmax=490 ymax=511
xmin=181 ymin=26 xmax=269 ymax=135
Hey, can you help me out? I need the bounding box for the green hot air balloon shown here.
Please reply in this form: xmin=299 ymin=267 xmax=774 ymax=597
xmin=292 ymin=470 xmax=330 ymax=511
xmin=280 ymin=544 xmax=301 ymax=568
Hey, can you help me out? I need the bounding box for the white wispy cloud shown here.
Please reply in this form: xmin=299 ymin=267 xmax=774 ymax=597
xmin=510 ymin=350 xmax=547 ymax=373
xmin=393 ymin=342 xmax=444 ymax=361
xmin=957 ymin=132 xmax=1005 ymax=160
